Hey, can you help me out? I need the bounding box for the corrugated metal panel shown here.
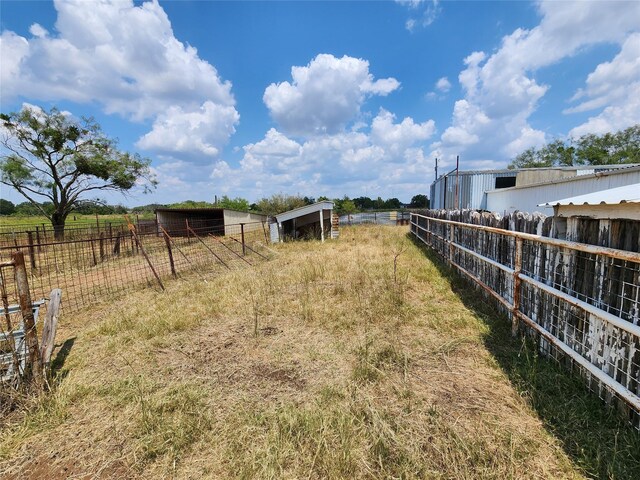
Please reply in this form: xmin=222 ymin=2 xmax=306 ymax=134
xmin=486 ymin=170 xmax=640 ymax=214
xmin=269 ymin=223 xmax=280 ymax=243
xmin=539 ymin=183 xmax=640 ymax=206
xmin=430 ymin=171 xmax=517 ymax=210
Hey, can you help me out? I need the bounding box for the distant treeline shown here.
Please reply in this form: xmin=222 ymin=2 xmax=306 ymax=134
xmin=0 ymin=193 xmax=430 ymax=217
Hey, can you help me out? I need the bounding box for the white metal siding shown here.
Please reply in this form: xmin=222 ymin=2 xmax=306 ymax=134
xmin=486 ymin=171 xmax=640 ymax=214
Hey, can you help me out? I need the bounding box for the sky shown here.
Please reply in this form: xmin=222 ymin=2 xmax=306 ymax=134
xmin=1 ymin=0 xmax=639 ymax=207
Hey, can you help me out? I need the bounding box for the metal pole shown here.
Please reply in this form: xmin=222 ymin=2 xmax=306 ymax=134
xmin=455 ymin=155 xmax=459 ymax=210
xmin=240 ymin=223 xmax=246 ymax=256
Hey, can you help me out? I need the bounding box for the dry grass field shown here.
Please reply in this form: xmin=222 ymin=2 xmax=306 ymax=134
xmin=1 ymin=225 xmax=638 ymax=479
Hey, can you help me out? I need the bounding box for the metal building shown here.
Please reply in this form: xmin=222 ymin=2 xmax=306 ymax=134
xmin=486 ymin=165 xmax=640 ymax=214
xmin=430 ymin=164 xmax=639 ymax=212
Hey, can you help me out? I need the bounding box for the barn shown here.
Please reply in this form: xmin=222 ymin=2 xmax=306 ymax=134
xmin=155 ymin=208 xmax=268 ymax=237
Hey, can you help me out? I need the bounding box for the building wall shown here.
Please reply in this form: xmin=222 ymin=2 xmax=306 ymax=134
xmin=430 ymin=171 xmax=518 ymax=210
xmin=222 ymin=210 xmax=268 ymax=235
xmin=486 ymin=169 xmax=640 ymax=214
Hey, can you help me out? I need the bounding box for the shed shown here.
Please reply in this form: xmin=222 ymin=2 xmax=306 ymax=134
xmin=155 ymin=208 xmax=268 ymax=237
xmin=538 ymin=183 xmax=640 ymax=251
xmin=270 ymin=201 xmax=336 ymax=243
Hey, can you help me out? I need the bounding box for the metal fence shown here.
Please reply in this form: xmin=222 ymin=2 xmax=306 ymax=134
xmin=339 ymin=211 xmax=411 ymax=226
xmin=410 ymin=212 xmax=640 ymax=428
xmin=0 ymin=221 xmax=271 ymax=315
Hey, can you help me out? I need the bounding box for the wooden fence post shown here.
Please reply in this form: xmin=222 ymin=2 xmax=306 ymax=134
xmin=40 ymin=288 xmax=62 ymax=370
xmin=163 ymin=231 xmax=177 ymax=277
xmin=27 ymin=231 xmax=37 ymax=269
xmin=512 ymin=237 xmax=523 ymax=336
xmin=12 ymin=251 xmax=43 ymax=386
xmin=0 ymin=268 xmax=19 ymax=377
xmin=449 ymin=224 xmax=455 ymax=263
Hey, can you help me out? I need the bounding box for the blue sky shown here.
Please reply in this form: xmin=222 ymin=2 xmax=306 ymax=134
xmin=1 ymin=0 xmax=639 ymax=206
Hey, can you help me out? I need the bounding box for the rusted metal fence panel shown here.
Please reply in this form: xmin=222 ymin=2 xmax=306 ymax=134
xmin=411 ymin=211 xmax=640 ymax=429
xmin=0 ymin=222 xmax=270 ymax=315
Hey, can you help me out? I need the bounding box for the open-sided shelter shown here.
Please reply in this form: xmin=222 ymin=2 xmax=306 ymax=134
xmin=539 ymin=183 xmax=640 ymax=251
xmin=270 ymin=201 xmax=337 ymax=242
xmin=155 ymin=208 xmax=268 ymax=237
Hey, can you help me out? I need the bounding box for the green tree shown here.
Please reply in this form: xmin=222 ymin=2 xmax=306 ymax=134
xmin=0 ymin=198 xmax=16 ymax=215
xmin=409 ymin=194 xmax=429 ymax=208
xmin=217 ymin=195 xmax=250 ymax=211
xmin=508 ymin=125 xmax=639 ymax=169
xmin=353 ymin=196 xmax=374 ymax=210
xmin=255 ymin=193 xmax=306 ymax=216
xmin=1 ymin=106 xmax=155 ymax=239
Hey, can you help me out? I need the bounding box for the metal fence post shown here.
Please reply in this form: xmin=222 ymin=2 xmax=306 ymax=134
xmin=27 ymin=231 xmax=36 ymax=269
xmin=163 ymin=230 xmax=177 ymax=277
xmin=240 ymin=223 xmax=246 ymax=256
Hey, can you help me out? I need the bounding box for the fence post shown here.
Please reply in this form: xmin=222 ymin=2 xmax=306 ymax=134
xmin=12 ymin=251 xmax=43 ymax=385
xmin=240 ymin=223 xmax=246 ymax=256
xmin=35 ymin=226 xmax=42 ymax=252
xmin=90 ymin=237 xmax=98 ymax=266
xmin=99 ymin=232 xmax=105 ymax=261
xmin=512 ymin=237 xmax=523 ymax=336
xmin=128 ymin=225 xmax=165 ymax=291
xmin=113 ymin=233 xmax=121 ymax=257
xmin=27 ymin=231 xmax=37 ymax=269
xmin=0 ymin=269 xmax=19 ymax=377
xmin=163 ymin=230 xmax=177 ymax=277
xmin=449 ymin=224 xmax=455 ymax=263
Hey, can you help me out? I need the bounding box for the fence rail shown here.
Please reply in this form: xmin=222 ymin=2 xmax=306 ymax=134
xmin=0 ymin=221 xmax=271 ymax=315
xmin=410 ymin=212 xmax=640 ymax=428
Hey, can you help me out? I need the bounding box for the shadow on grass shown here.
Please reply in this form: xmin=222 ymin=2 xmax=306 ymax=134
xmin=51 ymin=336 xmax=75 ymax=378
xmin=408 ymin=234 xmax=640 ymax=479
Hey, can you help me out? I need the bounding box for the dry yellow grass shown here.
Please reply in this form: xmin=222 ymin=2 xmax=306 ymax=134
xmin=0 ymin=225 xmax=637 ymax=479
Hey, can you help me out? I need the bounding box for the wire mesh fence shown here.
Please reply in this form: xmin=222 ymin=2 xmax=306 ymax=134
xmin=339 ymin=211 xmax=412 ymax=226
xmin=411 ymin=212 xmax=640 ymax=429
xmin=0 ymin=221 xmax=271 ymax=315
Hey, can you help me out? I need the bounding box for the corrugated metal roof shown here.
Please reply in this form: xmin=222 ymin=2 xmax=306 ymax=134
xmin=275 ymin=201 xmax=334 ymax=223
xmin=538 ymin=183 xmax=640 ymax=207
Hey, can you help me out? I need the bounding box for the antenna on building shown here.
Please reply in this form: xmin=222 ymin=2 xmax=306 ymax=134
xmin=435 ymin=157 xmax=438 ymax=179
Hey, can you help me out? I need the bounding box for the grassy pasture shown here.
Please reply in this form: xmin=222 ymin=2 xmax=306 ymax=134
xmin=0 ymin=225 xmax=638 ymax=479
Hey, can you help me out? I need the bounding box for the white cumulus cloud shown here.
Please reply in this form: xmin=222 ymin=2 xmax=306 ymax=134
xmin=434 ymin=0 xmax=640 ymax=170
xmin=0 ymin=0 xmax=238 ymax=159
xmin=263 ymin=54 xmax=400 ymax=137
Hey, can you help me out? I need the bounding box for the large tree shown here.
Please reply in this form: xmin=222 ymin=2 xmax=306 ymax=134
xmin=1 ymin=106 xmax=155 ymax=238
xmin=508 ymin=125 xmax=639 ymax=169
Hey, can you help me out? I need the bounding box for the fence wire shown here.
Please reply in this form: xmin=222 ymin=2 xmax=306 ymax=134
xmin=411 ymin=212 xmax=640 ymax=429
xmin=0 ymin=221 xmax=271 ymax=314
